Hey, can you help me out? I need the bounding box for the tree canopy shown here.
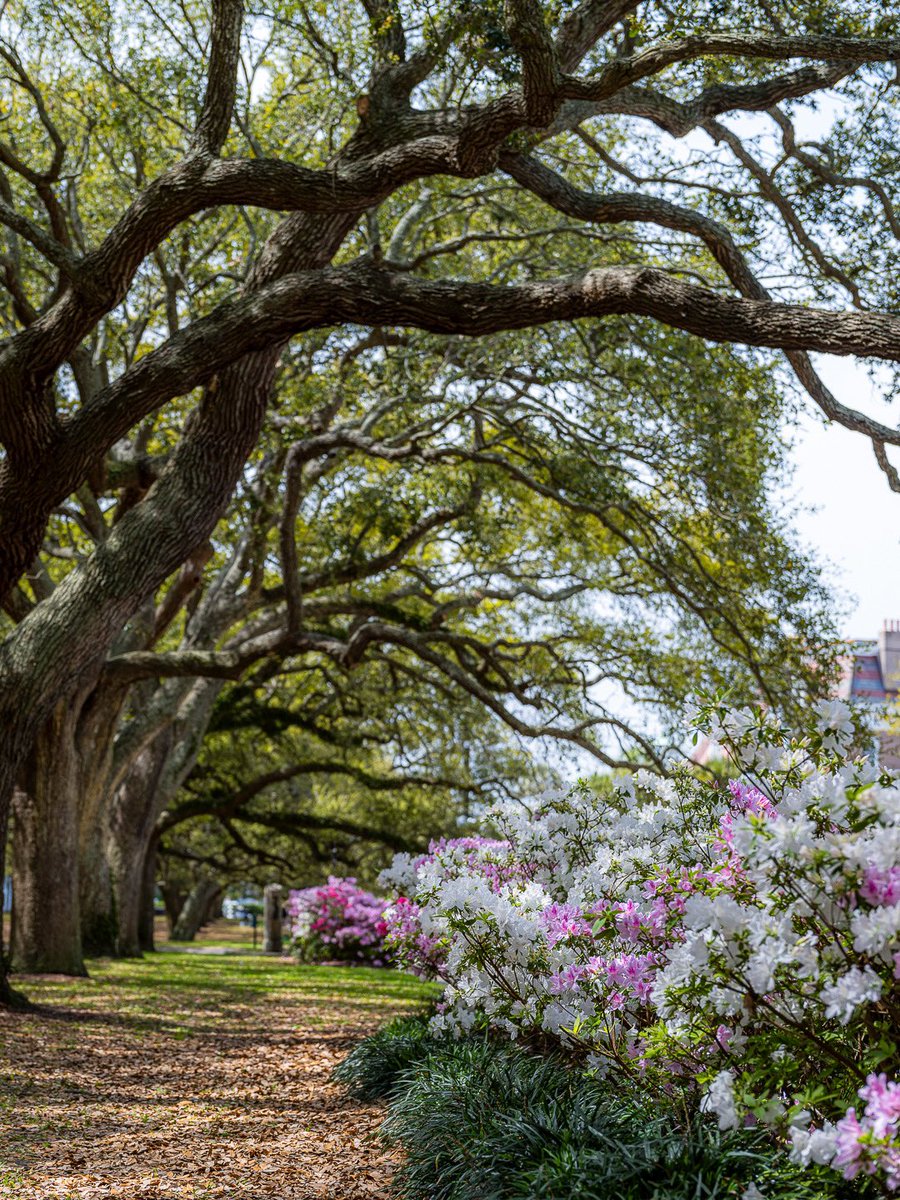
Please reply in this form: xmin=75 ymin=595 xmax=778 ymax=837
xmin=3 ymin=0 xmax=900 ymax=991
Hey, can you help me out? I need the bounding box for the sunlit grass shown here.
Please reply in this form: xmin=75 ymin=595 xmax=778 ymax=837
xmin=12 ymin=953 xmax=438 ymax=1038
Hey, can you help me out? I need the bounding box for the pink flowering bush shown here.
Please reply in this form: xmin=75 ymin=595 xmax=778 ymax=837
xmin=834 ymin=1074 xmax=900 ymax=1189
xmin=381 ymin=698 xmax=900 ymax=1193
xmin=288 ymin=876 xmax=389 ymax=966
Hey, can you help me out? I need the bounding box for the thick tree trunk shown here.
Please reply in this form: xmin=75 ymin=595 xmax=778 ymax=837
xmin=107 ymin=848 xmax=148 ymax=957
xmin=203 ymin=889 xmax=223 ymax=925
xmin=9 ymin=680 xmax=123 ymax=966
xmin=76 ymin=709 xmax=122 ymax=957
xmin=161 ymin=883 xmax=186 ymax=934
xmin=79 ymin=819 xmax=116 ymax=957
xmin=10 ymin=707 xmax=86 ymax=975
xmin=0 ymin=211 xmax=357 ymax=1004
xmin=0 ymin=737 xmax=24 ymax=999
xmin=107 ymin=730 xmax=174 ymax=956
xmin=0 ymin=786 xmax=17 ymax=1004
xmin=106 ymin=833 xmax=145 ymax=958
xmin=171 ymin=877 xmax=221 ymax=942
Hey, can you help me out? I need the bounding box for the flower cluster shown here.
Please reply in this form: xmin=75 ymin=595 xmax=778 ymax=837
xmin=381 ymin=835 xmax=524 ymax=978
xmin=834 ymin=1074 xmax=900 ymax=1187
xmin=381 ymin=698 xmax=900 ymax=1192
xmin=288 ymin=876 xmax=389 ymax=966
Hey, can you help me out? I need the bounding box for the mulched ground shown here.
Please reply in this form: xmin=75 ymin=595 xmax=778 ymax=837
xmin=0 ymin=944 xmax=435 ymax=1199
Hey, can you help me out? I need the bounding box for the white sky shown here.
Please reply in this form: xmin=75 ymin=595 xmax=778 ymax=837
xmin=788 ymin=356 xmax=900 ymax=640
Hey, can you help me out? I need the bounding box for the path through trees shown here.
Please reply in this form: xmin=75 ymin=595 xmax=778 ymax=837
xmin=0 ymin=950 xmax=434 ymax=1199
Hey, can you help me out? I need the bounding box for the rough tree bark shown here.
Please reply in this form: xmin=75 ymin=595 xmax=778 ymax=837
xmin=10 ymin=705 xmax=86 ymax=975
xmin=105 ymin=730 xmax=175 ymax=957
xmin=78 ymin=702 xmax=126 ymax=957
xmin=8 ymin=671 xmax=126 ymax=971
xmin=138 ymin=837 xmax=159 ymax=953
xmin=160 ymin=881 xmax=186 ymax=935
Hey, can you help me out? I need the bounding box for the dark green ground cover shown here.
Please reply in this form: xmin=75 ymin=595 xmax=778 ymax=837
xmin=336 ymin=1016 xmax=876 ymax=1200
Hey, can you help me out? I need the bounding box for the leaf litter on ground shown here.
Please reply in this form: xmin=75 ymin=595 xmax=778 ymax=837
xmin=0 ymin=942 xmax=437 ymax=1200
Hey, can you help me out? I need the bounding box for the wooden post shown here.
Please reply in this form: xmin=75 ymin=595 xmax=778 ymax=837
xmin=263 ymin=883 xmax=282 ymax=953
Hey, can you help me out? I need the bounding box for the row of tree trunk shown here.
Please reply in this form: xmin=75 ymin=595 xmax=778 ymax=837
xmin=1 ymin=217 xmax=357 ymax=988
xmin=8 ymin=690 xmax=220 ymax=974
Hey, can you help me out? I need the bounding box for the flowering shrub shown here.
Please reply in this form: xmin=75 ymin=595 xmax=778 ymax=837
xmin=382 ymin=837 xmax=520 ymax=978
xmin=288 ymin=876 xmax=389 ymax=965
xmin=381 ymin=698 xmax=900 ymax=1193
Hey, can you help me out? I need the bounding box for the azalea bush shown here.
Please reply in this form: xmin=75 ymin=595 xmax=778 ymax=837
xmin=288 ymin=876 xmax=389 ymax=966
xmin=381 ymin=699 xmax=899 ymax=1194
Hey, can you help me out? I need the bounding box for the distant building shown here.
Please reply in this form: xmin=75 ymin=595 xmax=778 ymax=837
xmin=838 ymin=620 xmax=900 ymax=768
xmin=690 ymin=621 xmax=900 ymax=769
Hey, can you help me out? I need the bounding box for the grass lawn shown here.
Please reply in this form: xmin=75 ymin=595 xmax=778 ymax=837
xmin=0 ymin=950 xmax=438 ymax=1200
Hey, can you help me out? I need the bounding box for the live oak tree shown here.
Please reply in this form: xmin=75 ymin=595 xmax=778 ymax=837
xmin=6 ymin=307 xmax=828 ymax=971
xmin=3 ymin=0 xmax=900 ymax=994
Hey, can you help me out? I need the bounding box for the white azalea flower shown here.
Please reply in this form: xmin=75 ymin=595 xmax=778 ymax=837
xmin=819 ymin=966 xmax=882 ymax=1024
xmin=789 ymin=1122 xmax=838 ymax=1166
xmin=700 ymin=1069 xmax=740 ymax=1130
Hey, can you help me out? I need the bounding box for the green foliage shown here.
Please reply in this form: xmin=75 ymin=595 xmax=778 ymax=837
xmin=361 ymin=1033 xmax=875 ymax=1200
xmin=157 ymin=296 xmax=841 ymax=895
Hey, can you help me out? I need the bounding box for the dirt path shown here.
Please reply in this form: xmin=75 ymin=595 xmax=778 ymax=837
xmin=0 ymin=954 xmax=434 ymax=1200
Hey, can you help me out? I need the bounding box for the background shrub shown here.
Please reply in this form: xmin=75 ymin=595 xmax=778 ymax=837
xmin=288 ymin=876 xmax=389 ymax=965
